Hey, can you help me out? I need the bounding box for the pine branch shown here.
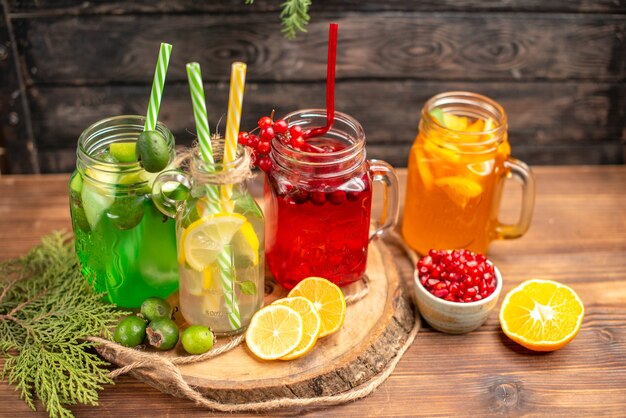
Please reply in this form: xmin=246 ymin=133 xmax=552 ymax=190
xmin=0 ymin=232 xmax=126 ymax=418
xmin=280 ymin=0 xmax=312 ymax=40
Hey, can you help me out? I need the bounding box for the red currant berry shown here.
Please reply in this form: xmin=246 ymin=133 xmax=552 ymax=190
xmin=328 ymin=190 xmax=347 ymax=205
xmin=238 ymin=131 xmax=249 ymax=146
xmin=346 ymin=191 xmax=360 ymax=202
xmin=289 ymin=125 xmax=303 ymax=138
xmin=258 ymin=116 xmax=273 ymax=129
xmin=247 ymin=135 xmax=259 ymax=150
xmin=290 ymin=135 xmax=304 ymax=149
xmin=258 ymin=157 xmax=272 ymax=172
xmin=257 ymin=141 xmax=271 ymax=155
xmin=310 ymin=190 xmax=326 ymax=206
xmin=290 ymin=189 xmax=309 ymax=204
xmin=274 ymin=119 xmax=288 ymax=134
xmin=260 ymin=127 xmax=275 ymax=142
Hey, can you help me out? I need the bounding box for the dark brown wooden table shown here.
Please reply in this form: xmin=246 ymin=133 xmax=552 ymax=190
xmin=1 ymin=166 xmax=625 ymax=417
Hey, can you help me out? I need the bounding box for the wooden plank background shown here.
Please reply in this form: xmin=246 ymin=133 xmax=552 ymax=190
xmin=1 ymin=0 xmax=625 ymax=173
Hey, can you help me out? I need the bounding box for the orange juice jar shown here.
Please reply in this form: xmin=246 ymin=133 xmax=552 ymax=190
xmin=402 ymin=92 xmax=535 ymax=255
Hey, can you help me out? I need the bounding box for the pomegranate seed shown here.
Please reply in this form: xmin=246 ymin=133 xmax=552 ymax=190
xmin=417 ymin=249 xmax=497 ymax=302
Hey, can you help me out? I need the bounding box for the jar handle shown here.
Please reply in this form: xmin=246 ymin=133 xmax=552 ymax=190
xmin=368 ymin=159 xmax=400 ymax=241
xmin=151 ymin=170 xmax=192 ymax=218
xmin=495 ymin=158 xmax=536 ymax=239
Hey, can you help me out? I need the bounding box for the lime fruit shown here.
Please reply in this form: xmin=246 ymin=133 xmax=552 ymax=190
xmin=136 ymin=130 xmax=169 ymax=173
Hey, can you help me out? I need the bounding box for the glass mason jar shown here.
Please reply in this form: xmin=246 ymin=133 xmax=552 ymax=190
xmin=265 ymin=109 xmax=400 ymax=289
xmin=402 ymin=92 xmax=536 ymax=255
xmin=152 ymin=145 xmax=264 ymax=336
xmin=69 ymin=115 xmax=179 ymax=308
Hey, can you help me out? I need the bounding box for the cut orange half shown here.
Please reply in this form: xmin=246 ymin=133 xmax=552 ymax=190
xmin=499 ymin=279 xmax=584 ymax=352
xmin=288 ymin=277 xmax=346 ymax=338
xmin=245 ymin=305 xmax=303 ymax=360
xmin=273 ymin=296 xmax=321 ymax=360
xmin=434 ymin=176 xmax=482 ymax=208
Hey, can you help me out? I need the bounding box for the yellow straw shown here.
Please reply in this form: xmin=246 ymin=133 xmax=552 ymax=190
xmin=221 ymin=62 xmax=247 ymax=210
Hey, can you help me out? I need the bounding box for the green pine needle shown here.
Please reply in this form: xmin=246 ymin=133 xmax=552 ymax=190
xmin=280 ymin=0 xmax=312 ymax=39
xmin=0 ymin=232 xmax=126 ymax=418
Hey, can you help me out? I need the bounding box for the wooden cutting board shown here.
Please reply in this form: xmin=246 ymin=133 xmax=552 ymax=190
xmin=96 ymin=236 xmax=417 ymax=407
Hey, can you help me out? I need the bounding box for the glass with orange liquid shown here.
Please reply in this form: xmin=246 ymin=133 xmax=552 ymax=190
xmin=402 ymin=92 xmax=535 ymax=254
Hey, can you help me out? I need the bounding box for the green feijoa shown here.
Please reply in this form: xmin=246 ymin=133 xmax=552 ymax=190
xmin=107 ymin=195 xmax=144 ymax=230
xmin=136 ymin=130 xmax=169 ymax=173
xmin=114 ymin=316 xmax=147 ymax=347
xmin=181 ymin=325 xmax=215 ymax=355
xmin=140 ymin=297 xmax=172 ymax=322
xmin=146 ymin=318 xmax=179 ymax=350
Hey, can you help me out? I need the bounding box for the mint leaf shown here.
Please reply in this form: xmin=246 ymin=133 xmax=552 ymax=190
xmin=239 ymin=281 xmax=257 ymax=296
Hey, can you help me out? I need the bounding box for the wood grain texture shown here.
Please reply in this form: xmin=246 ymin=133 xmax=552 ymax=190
xmin=27 ymin=81 xmax=626 ymax=172
xmin=0 ymin=1 xmax=37 ymax=174
xmin=12 ymin=13 xmax=626 ymax=84
xmin=1 ymin=166 xmax=626 ymax=416
xmin=7 ymin=0 xmax=626 ymax=15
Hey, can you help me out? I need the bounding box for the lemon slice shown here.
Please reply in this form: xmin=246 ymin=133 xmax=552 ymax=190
xmin=434 ymin=176 xmax=482 ymax=208
xmin=273 ymin=296 xmax=322 ymax=360
xmin=183 ymin=213 xmax=247 ymax=271
xmin=246 ymin=305 xmax=304 ymax=360
xmin=443 ymin=113 xmax=468 ymax=131
xmin=288 ymin=277 xmax=346 ymax=338
xmin=232 ymin=222 xmax=260 ymax=267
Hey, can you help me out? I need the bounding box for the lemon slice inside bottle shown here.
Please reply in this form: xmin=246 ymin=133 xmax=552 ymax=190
xmin=231 ymin=222 xmax=260 ymax=267
xmin=183 ymin=213 xmax=247 ymax=272
xmin=434 ymin=176 xmax=483 ymax=208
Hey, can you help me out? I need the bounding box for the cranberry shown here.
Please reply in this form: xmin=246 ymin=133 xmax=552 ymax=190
xmin=258 ymin=157 xmax=272 ymax=172
xmin=257 ymin=140 xmax=271 ymax=155
xmin=260 ymin=127 xmax=275 ymax=142
xmin=310 ymin=190 xmax=326 ymax=206
xmin=258 ymin=116 xmax=273 ymax=129
xmin=417 ymin=249 xmax=496 ymax=303
xmin=328 ymin=190 xmax=347 ymax=205
xmin=274 ymin=119 xmax=288 ymax=134
xmin=238 ymin=131 xmax=249 ymax=146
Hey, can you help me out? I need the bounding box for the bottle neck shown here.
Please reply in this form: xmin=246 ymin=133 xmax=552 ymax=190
xmin=420 ymin=92 xmax=508 ymax=154
xmin=189 ymin=145 xmax=251 ymax=198
xmin=270 ymin=109 xmax=366 ymax=179
xmin=76 ymin=115 xmax=175 ymax=188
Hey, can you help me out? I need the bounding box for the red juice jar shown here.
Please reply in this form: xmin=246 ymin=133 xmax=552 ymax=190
xmin=265 ymin=109 xmax=399 ymax=289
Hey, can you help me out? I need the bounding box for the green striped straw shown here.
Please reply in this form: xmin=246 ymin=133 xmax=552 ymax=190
xmin=145 ymin=43 xmax=173 ymax=131
xmin=186 ymin=62 xmax=241 ymax=331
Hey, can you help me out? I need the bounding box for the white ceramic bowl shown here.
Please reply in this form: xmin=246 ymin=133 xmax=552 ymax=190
xmin=413 ymin=264 xmax=502 ymax=334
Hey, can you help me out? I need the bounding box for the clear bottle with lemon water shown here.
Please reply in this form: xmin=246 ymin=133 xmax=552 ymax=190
xmin=153 ymin=145 xmax=264 ymax=335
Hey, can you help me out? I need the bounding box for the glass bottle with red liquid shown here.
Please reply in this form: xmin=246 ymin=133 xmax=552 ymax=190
xmin=264 ymin=109 xmax=399 ymax=289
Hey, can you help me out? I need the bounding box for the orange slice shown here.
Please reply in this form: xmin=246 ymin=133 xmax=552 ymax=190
xmin=273 ymin=296 xmax=321 ymax=360
xmin=499 ymin=279 xmax=584 ymax=352
xmin=442 ymin=113 xmax=468 ymax=131
xmin=288 ymin=277 xmax=346 ymax=338
xmin=434 ymin=176 xmax=482 ymax=208
xmin=245 ymin=305 xmax=303 ymax=360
